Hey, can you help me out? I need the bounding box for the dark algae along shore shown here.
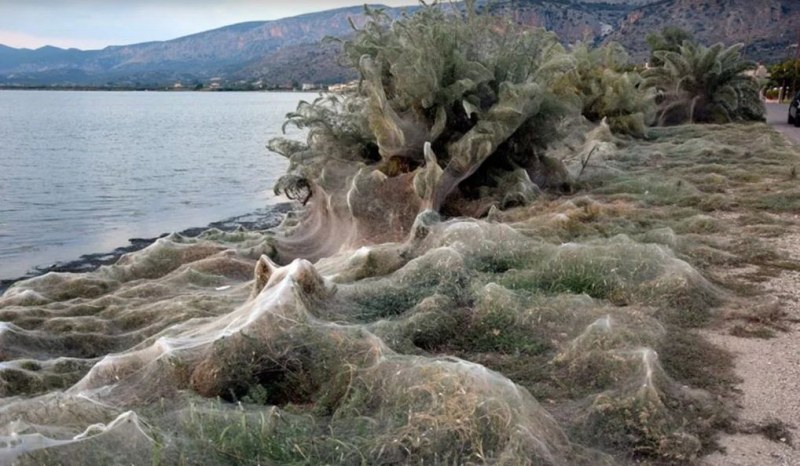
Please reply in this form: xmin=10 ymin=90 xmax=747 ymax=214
xmin=0 ymin=205 xmax=294 ymax=295
xmin=3 ymin=4 xmax=797 ymax=465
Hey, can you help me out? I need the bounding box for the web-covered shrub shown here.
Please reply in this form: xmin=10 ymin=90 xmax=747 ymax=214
xmin=570 ymin=42 xmax=655 ymax=138
xmin=270 ymin=2 xmax=580 ymax=222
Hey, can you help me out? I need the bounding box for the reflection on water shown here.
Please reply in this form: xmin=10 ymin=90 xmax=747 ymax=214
xmin=0 ymin=90 xmax=311 ymax=280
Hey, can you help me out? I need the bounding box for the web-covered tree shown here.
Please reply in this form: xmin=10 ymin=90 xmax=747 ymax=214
xmin=570 ymin=41 xmax=655 ymax=137
xmin=643 ymin=41 xmax=765 ymax=125
xmin=267 ymin=2 xmax=584 ymax=259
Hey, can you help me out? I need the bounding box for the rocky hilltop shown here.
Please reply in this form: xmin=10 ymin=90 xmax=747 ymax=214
xmin=492 ymin=0 xmax=800 ymax=62
xmin=485 ymin=0 xmax=633 ymax=44
xmin=1 ymin=0 xmax=798 ymax=87
xmin=606 ymin=0 xmax=800 ymax=62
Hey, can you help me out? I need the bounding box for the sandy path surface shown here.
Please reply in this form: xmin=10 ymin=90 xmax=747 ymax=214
xmin=702 ymin=222 xmax=800 ymax=464
xmin=705 ymin=105 xmax=800 ymax=466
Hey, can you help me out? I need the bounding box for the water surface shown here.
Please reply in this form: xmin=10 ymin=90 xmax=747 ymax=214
xmin=0 ymin=90 xmax=311 ymax=280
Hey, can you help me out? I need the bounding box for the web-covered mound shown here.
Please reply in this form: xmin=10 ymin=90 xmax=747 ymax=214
xmin=0 ymin=204 xmax=728 ymax=465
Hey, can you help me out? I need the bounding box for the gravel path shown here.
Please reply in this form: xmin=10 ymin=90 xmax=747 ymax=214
xmin=702 ymin=222 xmax=800 ymax=465
xmin=704 ymin=109 xmax=800 ymax=466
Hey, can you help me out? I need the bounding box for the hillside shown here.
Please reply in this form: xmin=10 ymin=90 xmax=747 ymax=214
xmin=1 ymin=0 xmax=798 ymax=87
xmin=234 ymin=41 xmax=356 ymax=86
xmin=485 ymin=0 xmax=633 ymax=44
xmin=0 ymin=5 xmax=412 ymax=87
xmin=605 ymin=0 xmax=800 ymax=62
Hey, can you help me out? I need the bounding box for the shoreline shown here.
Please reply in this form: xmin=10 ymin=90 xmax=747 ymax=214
xmin=0 ymin=202 xmax=295 ymax=295
xmin=0 ymin=87 xmax=327 ymax=93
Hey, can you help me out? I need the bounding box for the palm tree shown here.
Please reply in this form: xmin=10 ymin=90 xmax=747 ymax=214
xmin=643 ymin=41 xmax=765 ymax=125
xmin=645 ymin=26 xmax=694 ymax=67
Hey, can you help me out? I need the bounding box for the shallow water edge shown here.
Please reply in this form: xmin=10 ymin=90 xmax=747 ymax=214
xmin=0 ymin=202 xmax=295 ymax=295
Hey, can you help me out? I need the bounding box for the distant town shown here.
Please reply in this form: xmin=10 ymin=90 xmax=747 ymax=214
xmin=0 ymin=79 xmax=360 ymax=92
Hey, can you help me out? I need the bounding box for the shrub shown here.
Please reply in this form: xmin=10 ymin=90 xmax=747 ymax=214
xmin=570 ymin=42 xmax=655 ymax=137
xmin=269 ymin=2 xmax=580 ymax=225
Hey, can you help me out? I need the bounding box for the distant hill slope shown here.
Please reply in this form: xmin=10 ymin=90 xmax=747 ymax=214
xmin=484 ymin=0 xmax=635 ymax=44
xmin=0 ymin=0 xmax=797 ymax=88
xmin=605 ymin=0 xmax=800 ymax=62
xmin=0 ymin=5 xmax=412 ymax=87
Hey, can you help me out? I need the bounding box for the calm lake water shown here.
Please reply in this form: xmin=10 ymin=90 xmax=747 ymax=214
xmin=0 ymin=90 xmax=313 ymax=281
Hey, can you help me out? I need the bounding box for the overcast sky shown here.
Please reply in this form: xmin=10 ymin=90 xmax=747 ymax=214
xmin=0 ymin=1 xmax=419 ymax=50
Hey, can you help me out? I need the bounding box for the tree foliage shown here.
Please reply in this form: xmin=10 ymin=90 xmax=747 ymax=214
xmin=269 ymin=1 xmax=765 ymax=247
xmin=645 ymin=26 xmax=694 ymax=67
xmin=570 ymin=42 xmax=655 ymax=137
xmin=768 ymin=59 xmax=800 ymax=98
xmin=643 ymin=41 xmax=765 ymax=125
xmin=272 ymin=1 xmax=581 ymax=220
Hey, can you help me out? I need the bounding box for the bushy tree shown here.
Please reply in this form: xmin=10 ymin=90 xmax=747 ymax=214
xmin=643 ymin=41 xmax=765 ymax=125
xmin=271 ymin=1 xmax=580 ymax=223
xmin=570 ymin=42 xmax=655 ymax=137
xmin=768 ymin=59 xmax=800 ymax=100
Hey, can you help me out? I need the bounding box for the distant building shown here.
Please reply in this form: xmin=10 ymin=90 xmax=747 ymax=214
xmin=328 ymin=81 xmax=359 ymax=93
xmin=745 ymin=64 xmax=771 ymax=100
xmin=301 ymin=83 xmax=320 ymax=91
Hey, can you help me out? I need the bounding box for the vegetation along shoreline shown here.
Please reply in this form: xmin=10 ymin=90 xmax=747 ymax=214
xmin=3 ymin=2 xmax=799 ymax=465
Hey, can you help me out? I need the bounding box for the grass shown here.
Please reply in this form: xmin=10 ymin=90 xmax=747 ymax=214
xmin=0 ymin=359 xmax=91 ymax=397
xmin=6 ymin=123 xmax=800 ymax=465
xmin=657 ymin=330 xmax=739 ymax=395
xmin=729 ymin=325 xmax=776 ymax=339
xmin=753 ymin=190 xmax=800 ymax=212
xmin=452 ymin=308 xmax=552 ymax=356
xmin=738 ymin=418 xmax=795 ymax=446
xmin=176 ymin=401 xmax=316 ymax=465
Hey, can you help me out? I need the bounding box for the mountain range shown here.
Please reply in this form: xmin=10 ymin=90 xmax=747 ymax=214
xmin=1 ymin=0 xmax=797 ymax=88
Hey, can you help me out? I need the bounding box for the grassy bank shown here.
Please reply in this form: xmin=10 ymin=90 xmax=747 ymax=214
xmin=1 ymin=122 xmax=798 ymax=464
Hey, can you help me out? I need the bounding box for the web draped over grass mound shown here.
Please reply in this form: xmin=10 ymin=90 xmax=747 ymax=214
xmin=0 ymin=3 xmax=785 ymax=464
xmin=2 ymin=121 xmax=799 ymax=464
